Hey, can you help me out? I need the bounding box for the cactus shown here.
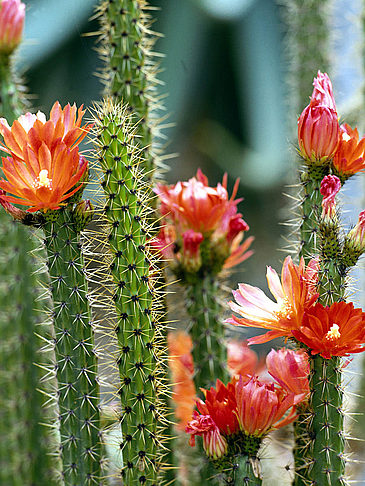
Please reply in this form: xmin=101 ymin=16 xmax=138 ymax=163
xmin=0 ymin=40 xmax=58 ymax=486
xmin=97 ymin=0 xmax=159 ymax=179
xmin=92 ymin=100 xmax=165 ymax=484
xmin=186 ymin=275 xmax=229 ymax=393
xmin=41 ymin=206 xmax=101 ymax=485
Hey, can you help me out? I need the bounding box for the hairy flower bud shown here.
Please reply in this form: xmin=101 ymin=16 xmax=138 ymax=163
xmin=0 ymin=0 xmax=25 ymax=54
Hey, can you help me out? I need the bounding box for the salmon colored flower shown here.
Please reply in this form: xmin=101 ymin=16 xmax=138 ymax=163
xmin=266 ymin=348 xmax=310 ymax=400
xmin=0 ymin=102 xmax=91 ymax=213
xmin=168 ymin=332 xmax=196 ymax=430
xmin=235 ymin=375 xmax=297 ymax=437
xmin=227 ymin=340 xmax=259 ymax=377
xmin=155 ymin=169 xmax=242 ymax=234
xmin=298 ymin=72 xmax=339 ymax=163
xmin=333 ymin=124 xmax=365 ymax=177
xmin=154 ymin=169 xmax=252 ymax=275
xmin=227 ymin=256 xmax=319 ymax=344
xmin=292 ymin=302 xmax=365 ymax=359
xmin=320 ymin=175 xmax=341 ymax=219
xmin=0 ymin=0 xmax=25 ymax=54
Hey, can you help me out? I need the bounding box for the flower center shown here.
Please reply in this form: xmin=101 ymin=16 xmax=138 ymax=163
xmin=325 ymin=323 xmax=341 ymax=341
xmin=34 ymin=169 xmax=52 ymax=189
xmin=274 ymin=297 xmax=292 ymax=321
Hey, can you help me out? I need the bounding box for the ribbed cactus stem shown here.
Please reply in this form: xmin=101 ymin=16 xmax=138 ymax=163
xmin=300 ymin=165 xmax=329 ymax=263
xmin=94 ymin=100 xmax=163 ymax=484
xmin=0 ymin=54 xmax=23 ymax=119
xmin=98 ymin=0 xmax=155 ymax=177
xmin=231 ymin=456 xmax=262 ymax=486
xmin=283 ymin=0 xmax=332 ymax=118
xmin=43 ymin=208 xmax=101 ymax=485
xmin=186 ymin=275 xmax=229 ymax=392
xmin=308 ymin=356 xmax=345 ymax=485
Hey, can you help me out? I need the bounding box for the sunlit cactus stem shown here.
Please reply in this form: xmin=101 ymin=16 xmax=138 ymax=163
xmin=42 ymin=207 xmax=101 ymax=485
xmin=93 ymin=100 xmax=164 ymax=484
xmin=186 ymin=275 xmax=229 ymax=392
xmin=98 ymin=0 xmax=157 ymax=178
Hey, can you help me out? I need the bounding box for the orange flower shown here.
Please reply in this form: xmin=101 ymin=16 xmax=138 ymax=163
xmin=168 ymin=332 xmax=196 ymax=430
xmin=235 ymin=375 xmax=297 ymax=437
xmin=292 ymin=302 xmax=365 ymax=359
xmin=0 ymin=102 xmax=92 ymax=161
xmin=333 ymin=124 xmax=365 ymax=177
xmin=266 ymin=348 xmax=310 ymax=400
xmin=0 ymin=145 xmax=87 ymax=212
xmin=227 ymin=256 xmax=319 ymax=344
xmin=0 ymin=102 xmax=91 ymax=212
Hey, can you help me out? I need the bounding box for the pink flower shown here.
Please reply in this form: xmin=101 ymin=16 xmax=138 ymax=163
xmin=298 ymin=72 xmax=339 ymax=163
xmin=235 ymin=376 xmax=297 ymax=437
xmin=227 ymin=340 xmax=259 ymax=377
xmin=185 ymin=411 xmax=228 ymax=459
xmin=320 ymin=175 xmax=341 ymax=219
xmin=266 ymin=348 xmax=310 ymax=400
xmin=0 ymin=0 xmax=25 ymax=54
xmin=227 ymin=256 xmax=319 ymax=344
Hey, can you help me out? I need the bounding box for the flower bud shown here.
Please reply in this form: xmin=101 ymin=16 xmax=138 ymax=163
xmin=73 ymin=199 xmax=94 ymax=232
xmin=182 ymin=229 xmax=203 ymax=273
xmin=0 ymin=0 xmax=25 ymax=54
xmin=298 ymin=72 xmax=339 ymax=164
xmin=320 ymin=175 xmax=341 ymax=219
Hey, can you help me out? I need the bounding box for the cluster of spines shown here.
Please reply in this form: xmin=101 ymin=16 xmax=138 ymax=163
xmin=90 ymin=100 xmax=167 ymax=484
xmin=42 ymin=208 xmax=102 ymax=485
xmin=186 ymin=275 xmax=229 ymax=393
xmin=96 ymin=0 xmax=162 ymax=179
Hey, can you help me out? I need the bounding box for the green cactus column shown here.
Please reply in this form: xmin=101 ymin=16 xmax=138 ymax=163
xmin=186 ymin=275 xmax=229 ymax=393
xmin=42 ymin=207 xmax=101 ymax=485
xmin=0 ymin=54 xmax=58 ymax=485
xmin=98 ymin=0 xmax=157 ymax=178
xmin=93 ymin=100 xmax=164 ymax=484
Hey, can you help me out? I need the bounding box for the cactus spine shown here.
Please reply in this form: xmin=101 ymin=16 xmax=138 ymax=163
xmin=93 ymin=100 xmax=164 ymax=484
xmin=0 ymin=51 xmax=57 ymax=484
xmin=186 ymin=275 xmax=229 ymax=392
xmin=42 ymin=207 xmax=101 ymax=485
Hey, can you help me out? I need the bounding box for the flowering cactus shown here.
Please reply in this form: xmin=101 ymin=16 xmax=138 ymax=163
xmin=0 ymin=103 xmax=101 ymax=485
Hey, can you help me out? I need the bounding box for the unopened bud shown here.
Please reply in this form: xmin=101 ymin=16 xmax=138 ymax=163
xmin=73 ymin=199 xmax=94 ymax=232
xmin=0 ymin=0 xmax=25 ymax=54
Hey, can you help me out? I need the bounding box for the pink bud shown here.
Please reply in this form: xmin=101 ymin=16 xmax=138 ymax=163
xmin=298 ymin=72 xmax=339 ymax=163
xmin=320 ymin=175 xmax=341 ymax=218
xmin=226 ymin=214 xmax=249 ymax=243
xmin=347 ymin=210 xmax=365 ymax=250
xmin=182 ymin=229 xmax=203 ymax=272
xmin=0 ymin=0 xmax=25 ymax=54
xmin=0 ymin=188 xmax=27 ymax=220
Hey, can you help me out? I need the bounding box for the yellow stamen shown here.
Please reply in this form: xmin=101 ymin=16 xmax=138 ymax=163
xmin=34 ymin=169 xmax=52 ymax=189
xmin=325 ymin=323 xmax=341 ymax=341
xmin=342 ymin=132 xmax=351 ymax=142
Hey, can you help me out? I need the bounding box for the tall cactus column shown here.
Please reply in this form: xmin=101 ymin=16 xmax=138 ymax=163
xmin=42 ymin=207 xmax=101 ymax=485
xmin=93 ymin=100 xmax=164 ymax=485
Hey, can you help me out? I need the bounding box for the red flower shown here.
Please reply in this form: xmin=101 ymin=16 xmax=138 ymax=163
xmin=185 ymin=411 xmax=228 ymax=459
xmin=235 ymin=376 xmax=297 ymax=437
xmin=266 ymin=348 xmax=310 ymax=400
xmin=298 ymin=72 xmax=339 ymax=163
xmin=200 ymin=379 xmax=239 ymax=436
xmin=0 ymin=0 xmax=25 ymax=54
xmin=227 ymin=256 xmax=319 ymax=344
xmin=333 ymin=124 xmax=365 ymax=177
xmin=292 ymin=302 xmax=365 ymax=359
